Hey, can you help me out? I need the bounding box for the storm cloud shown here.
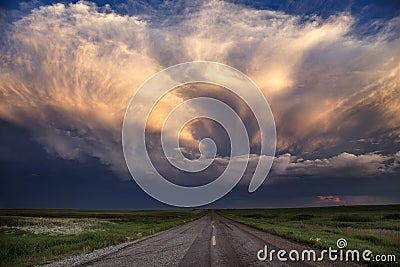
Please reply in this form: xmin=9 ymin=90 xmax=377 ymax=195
xmin=0 ymin=0 xmax=399 ymax=187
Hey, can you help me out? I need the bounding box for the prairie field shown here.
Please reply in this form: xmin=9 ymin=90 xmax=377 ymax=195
xmin=0 ymin=209 xmax=205 ymax=267
xmin=1 ymin=206 xmax=398 ymax=266
xmin=219 ymin=205 xmax=400 ymax=266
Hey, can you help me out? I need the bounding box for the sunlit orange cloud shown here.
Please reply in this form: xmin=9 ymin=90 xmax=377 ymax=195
xmin=319 ymin=195 xmax=398 ymax=206
xmin=0 ymin=1 xmax=399 ymax=177
xmin=318 ymin=195 xmax=343 ymax=203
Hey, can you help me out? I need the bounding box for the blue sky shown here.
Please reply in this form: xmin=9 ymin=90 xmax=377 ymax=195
xmin=0 ymin=0 xmax=399 ymax=209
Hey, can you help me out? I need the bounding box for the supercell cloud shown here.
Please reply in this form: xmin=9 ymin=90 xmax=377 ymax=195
xmin=0 ymin=0 xmax=399 ymax=207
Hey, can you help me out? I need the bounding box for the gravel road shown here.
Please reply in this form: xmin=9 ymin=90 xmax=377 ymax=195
xmin=41 ymin=212 xmax=361 ymax=267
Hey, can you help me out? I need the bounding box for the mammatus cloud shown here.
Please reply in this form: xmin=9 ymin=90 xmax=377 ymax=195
xmin=0 ymin=0 xmax=399 ymax=180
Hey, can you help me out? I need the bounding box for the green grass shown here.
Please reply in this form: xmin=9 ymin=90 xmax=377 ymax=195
xmin=0 ymin=209 xmax=206 ymax=267
xmin=218 ymin=205 xmax=400 ymax=266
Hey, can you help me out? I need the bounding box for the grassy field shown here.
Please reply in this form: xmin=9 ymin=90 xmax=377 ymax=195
xmin=0 ymin=209 xmax=206 ymax=267
xmin=219 ymin=205 xmax=400 ymax=265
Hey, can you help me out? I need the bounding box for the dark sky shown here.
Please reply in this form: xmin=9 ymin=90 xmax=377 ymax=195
xmin=0 ymin=0 xmax=399 ymax=209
